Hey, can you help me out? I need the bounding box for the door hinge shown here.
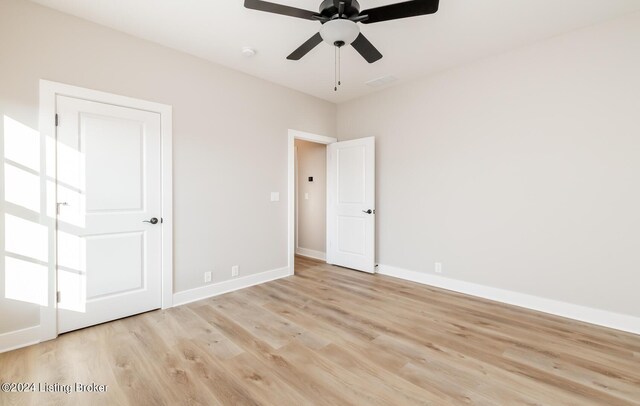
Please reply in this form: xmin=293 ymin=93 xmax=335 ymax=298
xmin=55 ymin=114 xmax=59 ymax=127
xmin=56 ymin=291 xmax=61 ymax=303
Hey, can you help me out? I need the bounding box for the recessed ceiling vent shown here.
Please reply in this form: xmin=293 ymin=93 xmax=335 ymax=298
xmin=365 ymin=75 xmax=398 ymax=87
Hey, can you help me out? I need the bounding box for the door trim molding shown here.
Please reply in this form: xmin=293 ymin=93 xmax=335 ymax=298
xmin=38 ymin=80 xmax=173 ymax=342
xmin=288 ymin=130 xmax=336 ymax=275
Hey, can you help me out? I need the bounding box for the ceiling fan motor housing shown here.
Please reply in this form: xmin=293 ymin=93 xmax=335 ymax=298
xmin=319 ymin=0 xmax=361 ymax=19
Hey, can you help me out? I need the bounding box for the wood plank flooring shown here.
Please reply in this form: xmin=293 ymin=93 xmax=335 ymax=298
xmin=1 ymin=256 xmax=639 ymax=405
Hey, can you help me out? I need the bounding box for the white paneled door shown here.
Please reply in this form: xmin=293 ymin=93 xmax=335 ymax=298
xmin=56 ymin=95 xmax=162 ymax=334
xmin=327 ymin=137 xmax=375 ymax=273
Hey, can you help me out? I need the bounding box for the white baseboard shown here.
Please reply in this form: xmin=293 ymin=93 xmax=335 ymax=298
xmin=295 ymin=247 xmax=326 ymax=261
xmin=0 ymin=325 xmax=41 ymax=353
xmin=377 ymin=264 xmax=640 ymax=335
xmin=172 ymin=266 xmax=290 ymax=307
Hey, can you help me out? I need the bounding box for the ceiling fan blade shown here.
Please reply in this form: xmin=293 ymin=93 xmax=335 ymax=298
xmin=351 ymin=33 xmax=383 ymax=63
xmin=287 ymin=32 xmax=323 ymax=60
xmin=360 ymin=0 xmax=439 ymax=24
xmin=244 ymin=0 xmax=318 ymax=21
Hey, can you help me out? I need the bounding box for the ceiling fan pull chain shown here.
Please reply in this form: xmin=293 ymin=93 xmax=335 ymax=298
xmin=338 ymin=45 xmax=341 ymax=86
xmin=333 ymin=46 xmax=340 ymax=92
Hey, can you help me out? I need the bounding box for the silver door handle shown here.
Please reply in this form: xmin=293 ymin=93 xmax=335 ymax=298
xmin=143 ymin=217 xmax=159 ymax=225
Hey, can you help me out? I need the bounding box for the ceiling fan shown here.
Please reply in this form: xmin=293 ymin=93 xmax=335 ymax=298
xmin=244 ymin=0 xmax=439 ymax=90
xmin=244 ymin=0 xmax=440 ymax=63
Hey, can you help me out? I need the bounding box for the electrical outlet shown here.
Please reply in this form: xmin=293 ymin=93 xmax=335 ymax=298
xmin=204 ymin=271 xmax=212 ymax=283
xmin=435 ymin=262 xmax=442 ymax=274
xmin=231 ymin=265 xmax=239 ymax=277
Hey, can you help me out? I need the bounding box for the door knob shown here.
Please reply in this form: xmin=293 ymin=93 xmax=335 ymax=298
xmin=362 ymin=209 xmax=373 ymax=214
xmin=143 ymin=217 xmax=159 ymax=224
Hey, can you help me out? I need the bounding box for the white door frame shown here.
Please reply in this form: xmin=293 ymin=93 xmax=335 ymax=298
xmin=288 ymin=130 xmax=337 ymax=275
xmin=38 ymin=80 xmax=173 ymax=341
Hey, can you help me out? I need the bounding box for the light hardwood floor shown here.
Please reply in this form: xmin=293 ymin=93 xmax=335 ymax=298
xmin=1 ymin=256 xmax=639 ymax=405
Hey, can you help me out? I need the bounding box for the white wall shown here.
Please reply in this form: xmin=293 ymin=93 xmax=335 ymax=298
xmin=337 ymin=12 xmax=640 ymax=318
xmin=295 ymin=140 xmax=326 ymax=256
xmin=0 ymin=0 xmax=335 ymax=335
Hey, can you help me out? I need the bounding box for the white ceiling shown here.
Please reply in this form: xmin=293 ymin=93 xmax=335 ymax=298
xmin=30 ymin=0 xmax=640 ymax=103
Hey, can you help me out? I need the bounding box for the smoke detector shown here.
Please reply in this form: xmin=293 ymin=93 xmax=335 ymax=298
xmin=242 ymin=47 xmax=257 ymax=57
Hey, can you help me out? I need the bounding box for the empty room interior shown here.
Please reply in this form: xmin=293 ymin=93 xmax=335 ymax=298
xmin=1 ymin=0 xmax=640 ymax=404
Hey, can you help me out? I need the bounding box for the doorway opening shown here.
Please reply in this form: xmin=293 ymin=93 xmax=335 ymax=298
xmin=287 ymin=130 xmax=336 ymax=275
xmin=287 ymin=130 xmax=376 ymax=275
xmin=295 ymin=139 xmax=328 ymax=263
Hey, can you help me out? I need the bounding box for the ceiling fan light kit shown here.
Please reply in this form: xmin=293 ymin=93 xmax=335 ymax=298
xmin=244 ymin=0 xmax=440 ymax=90
xmin=320 ymin=19 xmax=360 ymax=46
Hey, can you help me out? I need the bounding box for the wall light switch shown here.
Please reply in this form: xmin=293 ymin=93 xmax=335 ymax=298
xmin=271 ymin=192 xmax=280 ymax=202
xmin=305 ymin=193 xmax=309 ymax=200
